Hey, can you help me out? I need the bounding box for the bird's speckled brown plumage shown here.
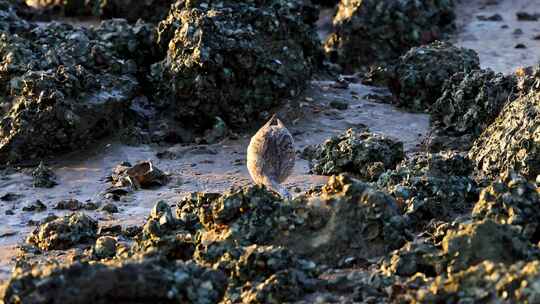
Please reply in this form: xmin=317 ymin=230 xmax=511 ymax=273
xmin=247 ymin=114 xmax=295 ymax=198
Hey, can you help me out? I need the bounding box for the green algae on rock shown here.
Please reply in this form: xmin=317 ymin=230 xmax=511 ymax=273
xmin=469 ymin=90 xmax=540 ymax=181
xmin=388 ymin=41 xmax=480 ymax=112
xmin=324 ymin=0 xmax=456 ymax=73
xmin=2 ymin=257 xmax=227 ymax=304
xmin=472 ymin=171 xmax=540 ymax=242
xmin=150 ymin=0 xmax=323 ymax=131
xmin=26 ymin=213 xmax=98 ymax=251
xmin=307 ymin=128 xmax=404 ymax=181
xmin=377 ymin=151 xmax=478 ymax=228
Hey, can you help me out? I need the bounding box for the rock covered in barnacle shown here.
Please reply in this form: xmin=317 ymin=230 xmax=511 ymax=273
xmin=324 ymin=0 xmax=456 ymax=72
xmin=402 ymin=260 xmax=540 ymax=303
xmin=377 ymin=151 xmax=478 ymax=228
xmin=286 ymin=174 xmax=407 ymax=265
xmin=431 ymin=69 xmax=517 ymax=138
xmin=2 ymin=257 xmax=227 ymax=304
xmin=0 ymin=18 xmax=156 ymax=164
xmin=387 ymin=41 xmax=480 ymax=112
xmin=150 ymin=0 xmax=322 ymax=131
xmin=469 ymin=89 xmax=540 ymax=180
xmin=26 ymin=213 xmax=98 ymax=251
xmin=131 ymin=200 xmax=195 ymax=260
xmin=472 ymin=171 xmax=540 ymax=241
xmin=382 ymin=219 xmax=537 ymax=281
xmin=427 ymin=69 xmax=517 ymax=152
xmin=177 ymin=185 xmax=299 ymax=247
xmin=307 ymin=128 xmax=404 ymax=181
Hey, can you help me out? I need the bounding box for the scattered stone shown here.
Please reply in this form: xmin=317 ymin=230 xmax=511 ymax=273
xmin=307 ymin=128 xmax=404 ymax=181
xmin=0 ymin=192 xmax=22 ymax=202
xmin=54 ymin=199 xmax=83 ymax=211
xmin=31 ymin=162 xmax=57 ymax=188
xmin=388 ymin=41 xmax=480 ymax=112
xmin=329 ymin=100 xmax=349 ymax=110
xmin=515 ymin=43 xmax=527 ymax=49
xmin=100 ymin=203 xmax=118 ymax=214
xmin=324 ymin=0 xmax=456 ymax=72
xmin=26 ymin=213 xmax=98 ymax=251
xmin=476 ymin=14 xmax=503 ymax=21
xmin=110 ymin=161 xmax=168 ymax=190
xmin=517 ymin=11 xmax=540 ymax=21
xmin=131 ymin=200 xmax=194 ymax=260
xmin=22 ymin=200 xmax=46 ymax=212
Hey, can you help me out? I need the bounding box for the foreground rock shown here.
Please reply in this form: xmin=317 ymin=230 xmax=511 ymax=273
xmin=377 ymin=151 xmax=478 ymax=228
xmin=472 ymin=171 xmax=540 ymax=242
xmin=151 ymin=0 xmax=322 ymax=131
xmin=307 ymin=128 xmax=404 ymax=181
xmin=388 ymin=41 xmax=480 ymax=112
xmin=469 ymin=90 xmax=540 ymax=180
xmin=324 ymin=0 xmax=456 ymax=72
xmin=402 ymin=261 xmax=540 ymax=303
xmin=3 ymin=257 xmax=227 ymax=304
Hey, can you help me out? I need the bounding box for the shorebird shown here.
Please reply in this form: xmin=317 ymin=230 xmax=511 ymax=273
xmin=247 ymin=114 xmax=295 ymax=199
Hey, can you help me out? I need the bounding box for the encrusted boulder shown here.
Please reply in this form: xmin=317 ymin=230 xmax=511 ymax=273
xmin=307 ymin=128 xmax=404 ymax=181
xmin=0 ymin=19 xmax=156 ymax=164
xmin=441 ymin=219 xmax=536 ymax=273
xmin=26 ymin=213 xmax=98 ymax=251
xmin=2 ymin=257 xmax=227 ymax=304
xmin=432 ymin=69 xmax=517 ymax=138
xmin=469 ymin=90 xmax=540 ymax=180
xmin=324 ymin=0 xmax=456 ymax=72
xmin=285 ymin=174 xmax=407 ymax=265
xmin=472 ymin=171 xmax=540 ymax=241
xmin=151 ymin=0 xmax=322 ymax=131
xmin=405 ymin=261 xmax=540 ymax=303
xmin=377 ymin=151 xmax=478 ymax=228
xmin=388 ymin=41 xmax=480 ymax=112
